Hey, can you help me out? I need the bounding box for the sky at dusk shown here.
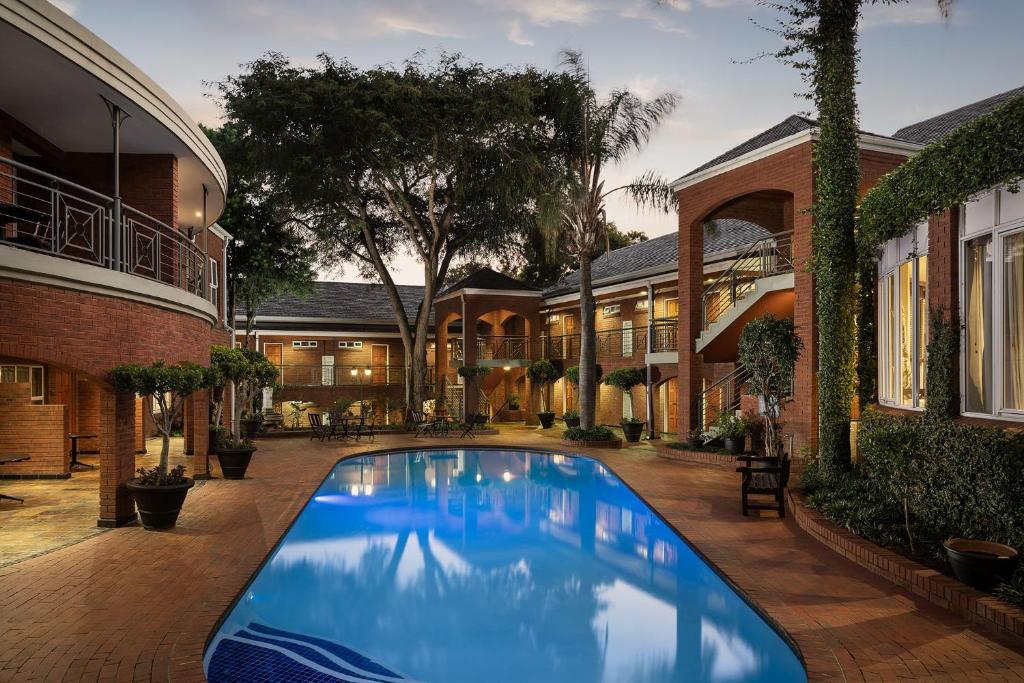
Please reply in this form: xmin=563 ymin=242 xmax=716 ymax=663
xmin=51 ymin=0 xmax=1024 ymax=285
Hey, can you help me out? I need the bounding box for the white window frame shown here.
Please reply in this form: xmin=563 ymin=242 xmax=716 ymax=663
xmin=877 ymin=225 xmax=927 ymax=411
xmin=292 ymin=340 xmax=318 ymax=349
xmin=208 ymin=257 xmax=219 ymax=306
xmin=602 ymin=304 xmax=621 ymax=317
xmin=0 ymin=364 xmax=45 ymax=404
xmin=338 ymin=341 xmax=363 ymax=350
xmin=621 ymin=320 xmax=634 ymax=357
xmin=959 ymin=188 xmax=1024 ymax=422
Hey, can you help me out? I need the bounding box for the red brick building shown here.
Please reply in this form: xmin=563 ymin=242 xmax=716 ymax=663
xmin=0 ymin=0 xmax=230 ymax=526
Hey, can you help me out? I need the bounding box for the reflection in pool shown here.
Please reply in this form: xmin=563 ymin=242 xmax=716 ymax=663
xmin=204 ymin=449 xmax=806 ymax=682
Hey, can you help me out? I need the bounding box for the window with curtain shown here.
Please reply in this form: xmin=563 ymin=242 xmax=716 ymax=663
xmin=877 ymin=229 xmax=928 ymax=410
xmin=1003 ymin=232 xmax=1024 ymax=411
xmin=964 ymin=235 xmax=992 ymax=413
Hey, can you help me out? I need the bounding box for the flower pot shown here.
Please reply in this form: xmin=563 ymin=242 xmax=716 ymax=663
xmin=944 ymin=539 xmax=1019 ymax=592
xmin=621 ymin=421 xmax=645 ymax=443
xmin=537 ymin=412 xmax=555 ymax=429
xmin=217 ymin=447 xmax=256 ymax=480
xmin=125 ymin=478 xmax=195 ymax=530
xmin=723 ymin=437 xmax=745 ymax=454
xmin=239 ymin=418 xmax=261 ymax=438
xmin=564 ymin=416 xmax=581 ymax=429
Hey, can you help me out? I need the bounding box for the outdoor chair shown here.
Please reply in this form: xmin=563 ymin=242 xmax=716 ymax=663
xmin=308 ymin=413 xmax=331 ymax=442
xmin=459 ymin=413 xmax=481 ymax=439
xmin=0 ymin=455 xmax=30 ymax=504
xmin=354 ymin=418 xmax=375 ymax=442
xmin=736 ymin=453 xmax=791 ymax=518
xmin=413 ymin=411 xmax=434 ymax=438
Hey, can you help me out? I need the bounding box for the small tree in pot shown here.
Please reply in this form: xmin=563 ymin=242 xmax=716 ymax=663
xmin=601 ymin=367 xmax=646 ymax=442
xmin=110 ymin=361 xmax=212 ymax=529
xmin=211 ymin=347 xmax=278 ymax=479
xmin=738 ymin=314 xmax=803 ymax=460
xmin=527 ymin=359 xmax=560 ymax=428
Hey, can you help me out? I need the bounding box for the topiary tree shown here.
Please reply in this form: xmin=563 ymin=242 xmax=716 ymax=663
xmin=209 ymin=346 xmax=244 ymax=430
xmin=601 ymin=367 xmax=646 ymax=423
xmin=110 ymin=362 xmax=212 ymax=484
xmin=738 ymin=314 xmax=804 ymax=460
xmin=210 ymin=347 xmax=278 ymax=438
xmin=527 ymin=359 xmax=560 ymax=413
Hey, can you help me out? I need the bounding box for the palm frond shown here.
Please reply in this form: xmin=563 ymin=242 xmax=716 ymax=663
xmin=606 ymin=170 xmax=676 ymax=212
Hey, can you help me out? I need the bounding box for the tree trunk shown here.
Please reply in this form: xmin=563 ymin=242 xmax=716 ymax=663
xmin=160 ymin=432 xmax=170 ymax=478
xmin=578 ymin=254 xmax=597 ymax=430
xmin=812 ymin=1 xmax=860 ymax=472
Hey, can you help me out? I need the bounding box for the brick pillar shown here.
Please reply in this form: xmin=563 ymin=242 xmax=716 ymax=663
xmin=525 ymin=314 xmax=541 ymax=426
xmin=928 ymin=209 xmax=960 ymax=408
xmin=791 ymin=191 xmax=818 ymax=454
xmin=183 ymin=395 xmax=194 ymax=455
xmin=191 ymin=389 xmax=210 ymax=479
xmin=98 ymin=388 xmax=137 ymax=528
xmin=677 ymin=210 xmax=704 ymax=439
xmin=463 ymin=302 xmax=479 ymax=419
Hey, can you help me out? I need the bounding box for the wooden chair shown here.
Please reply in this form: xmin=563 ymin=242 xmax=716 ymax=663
xmin=459 ymin=413 xmax=481 ymax=439
xmin=354 ymin=418 xmax=375 ymax=442
xmin=308 ymin=413 xmax=331 ymax=442
xmin=413 ymin=411 xmax=434 ymax=438
xmin=736 ymin=454 xmax=791 ymax=518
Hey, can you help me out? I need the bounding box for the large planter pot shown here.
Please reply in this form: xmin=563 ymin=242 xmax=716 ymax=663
xmin=621 ymin=421 xmax=646 ymax=443
xmin=564 ymin=415 xmax=581 ymax=429
xmin=239 ymin=418 xmax=261 ymax=438
xmin=537 ymin=412 xmax=555 ymax=429
xmin=217 ymin=447 xmax=256 ymax=480
xmin=944 ymin=539 xmax=1020 ymax=592
xmin=723 ymin=437 xmax=745 ymax=455
xmin=125 ymin=478 xmax=195 ymax=530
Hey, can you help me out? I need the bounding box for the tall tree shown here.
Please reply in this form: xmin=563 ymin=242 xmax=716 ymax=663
xmin=203 ymin=123 xmax=316 ymax=343
xmin=518 ymin=221 xmax=649 ymax=287
xmin=217 ymin=54 xmax=546 ymax=412
xmin=767 ymin=0 xmax=955 ymax=471
xmin=539 ymin=52 xmax=677 ymax=430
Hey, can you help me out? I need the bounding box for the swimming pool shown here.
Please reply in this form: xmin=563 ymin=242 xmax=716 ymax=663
xmin=204 ymin=448 xmax=806 ymax=682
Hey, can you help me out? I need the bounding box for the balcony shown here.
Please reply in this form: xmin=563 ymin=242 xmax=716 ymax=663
xmin=276 ymin=365 xmax=437 ymax=388
xmin=448 ymin=336 xmax=530 ymax=365
xmin=0 ymin=155 xmax=207 ymax=298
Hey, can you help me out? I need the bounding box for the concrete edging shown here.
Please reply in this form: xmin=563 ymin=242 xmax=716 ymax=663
xmin=786 ymin=489 xmax=1024 ymax=646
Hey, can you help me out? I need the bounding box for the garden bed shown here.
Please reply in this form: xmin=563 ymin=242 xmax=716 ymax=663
xmin=560 ymin=437 xmax=622 ymax=449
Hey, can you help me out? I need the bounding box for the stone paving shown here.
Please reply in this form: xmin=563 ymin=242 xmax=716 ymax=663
xmin=0 ymin=427 xmax=1021 ymax=681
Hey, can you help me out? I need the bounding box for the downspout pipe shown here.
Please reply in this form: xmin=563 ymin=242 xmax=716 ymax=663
xmin=645 ymin=282 xmax=655 ymax=440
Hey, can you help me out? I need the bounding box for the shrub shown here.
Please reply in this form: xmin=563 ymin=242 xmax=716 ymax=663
xmin=527 ymin=359 xmax=559 ymax=413
xmin=562 ymin=408 xmax=579 ymax=420
xmin=738 ymin=314 xmax=803 ymax=460
xmin=714 ymin=412 xmax=747 ymax=440
xmin=802 ymin=407 xmax=1024 ymax=598
xmin=563 ymin=426 xmax=615 ymax=441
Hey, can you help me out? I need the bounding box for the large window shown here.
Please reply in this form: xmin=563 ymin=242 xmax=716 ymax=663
xmin=0 ymin=365 xmax=45 ymax=404
xmin=960 ymin=186 xmax=1024 ymax=420
xmin=878 ymin=223 xmax=928 ymax=409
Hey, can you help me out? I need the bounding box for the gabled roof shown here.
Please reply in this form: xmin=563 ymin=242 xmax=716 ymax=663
xmin=683 ymin=115 xmax=816 ymax=179
xmin=894 ymin=85 xmax=1024 ymax=144
xmin=542 ymin=219 xmax=772 ymax=297
xmin=238 ymin=281 xmax=429 ymax=324
xmin=438 ymin=267 xmax=540 ymax=296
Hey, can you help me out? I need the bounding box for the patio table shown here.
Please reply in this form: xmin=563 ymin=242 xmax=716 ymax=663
xmin=67 ymin=433 xmax=97 ymax=470
xmin=0 ymin=454 xmax=30 ymax=503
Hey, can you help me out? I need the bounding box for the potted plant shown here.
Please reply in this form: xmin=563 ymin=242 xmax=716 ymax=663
xmin=601 ymin=367 xmax=647 ymax=442
xmin=233 ymin=348 xmax=278 ymax=438
xmin=507 ymin=394 xmax=521 ymax=410
xmin=715 ymin=412 xmax=748 ymax=454
xmin=110 ymin=361 xmax=212 ymax=530
xmin=214 ymin=432 xmax=257 ymax=480
xmin=738 ymin=314 xmax=804 ymax=460
xmin=210 ymin=346 xmax=277 ymax=480
xmin=944 ymin=539 xmax=1020 ymax=592
xmin=527 ymin=359 xmax=559 ymax=428
xmin=562 ymin=408 xmax=581 ymax=429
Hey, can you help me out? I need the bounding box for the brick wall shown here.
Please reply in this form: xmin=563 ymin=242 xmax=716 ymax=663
xmin=0 ymin=383 xmax=68 ymax=476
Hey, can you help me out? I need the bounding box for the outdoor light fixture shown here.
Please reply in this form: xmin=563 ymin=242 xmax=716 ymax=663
xmin=364 ymin=368 xmax=372 ymax=377
xmin=350 ymin=368 xmax=358 ymax=377
xmin=503 ymin=365 xmax=511 ymax=371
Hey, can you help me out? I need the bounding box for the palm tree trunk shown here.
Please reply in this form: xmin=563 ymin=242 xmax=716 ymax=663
xmin=578 ymin=253 xmax=597 ymax=430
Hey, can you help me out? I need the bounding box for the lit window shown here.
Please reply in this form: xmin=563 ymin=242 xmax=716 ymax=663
xmin=877 ymin=224 xmax=928 ymax=410
xmin=208 ymin=257 xmax=219 ymax=306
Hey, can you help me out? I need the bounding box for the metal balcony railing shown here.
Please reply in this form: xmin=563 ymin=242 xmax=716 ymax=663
xmin=650 ymin=318 xmax=678 ymax=352
xmin=695 ymin=365 xmax=752 ymax=432
xmin=0 ymin=155 xmax=207 ymax=297
xmin=477 ymin=335 xmax=529 ymax=360
xmin=542 ymin=326 xmax=649 ymax=360
xmin=277 ymin=364 xmax=409 ymax=388
xmin=701 ymin=230 xmax=794 ymax=331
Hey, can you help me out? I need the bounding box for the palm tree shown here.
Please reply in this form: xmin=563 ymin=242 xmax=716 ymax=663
xmin=539 ymin=52 xmax=678 ymax=430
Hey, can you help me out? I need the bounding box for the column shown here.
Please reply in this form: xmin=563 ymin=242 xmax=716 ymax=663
xmin=98 ymin=387 xmax=137 ymax=528
xmin=678 ymin=212 xmax=704 ymax=439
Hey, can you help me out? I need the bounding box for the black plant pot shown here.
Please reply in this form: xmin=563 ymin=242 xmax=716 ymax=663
xmin=564 ymin=416 xmax=581 ymax=429
xmin=126 ymin=478 xmax=195 ymax=530
xmin=537 ymin=412 xmax=555 ymax=429
xmin=944 ymin=539 xmax=1020 ymax=592
xmin=239 ymin=418 xmax=261 ymax=438
xmin=621 ymin=421 xmax=645 ymax=443
xmin=723 ymin=437 xmax=745 ymax=454
xmin=217 ymin=447 xmax=256 ymax=480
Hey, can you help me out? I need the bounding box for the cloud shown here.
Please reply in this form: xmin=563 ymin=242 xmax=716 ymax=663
xmin=480 ymin=0 xmax=599 ymax=26
xmin=861 ymin=1 xmax=949 ymax=29
xmin=619 ymin=0 xmax=692 ymax=34
xmin=369 ymin=10 xmax=465 ymax=38
xmin=47 ymin=0 xmax=77 ymax=16
xmin=505 ymin=19 xmax=534 ymax=46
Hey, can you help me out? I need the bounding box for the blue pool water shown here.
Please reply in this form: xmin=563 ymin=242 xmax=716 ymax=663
xmin=204 ymin=449 xmax=806 ymax=682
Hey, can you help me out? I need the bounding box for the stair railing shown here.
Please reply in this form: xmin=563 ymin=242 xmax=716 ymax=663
xmin=701 ymin=231 xmax=794 ymax=331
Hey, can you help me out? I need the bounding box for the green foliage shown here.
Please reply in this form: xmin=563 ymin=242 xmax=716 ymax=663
xmin=527 ymin=359 xmax=560 ymax=385
xmin=925 ymin=308 xmax=960 ymax=422
xmin=109 ymin=362 xmax=210 ymax=399
xmin=332 ymin=397 xmax=356 ymax=416
xmin=563 ymin=426 xmax=615 ymax=441
xmin=601 ymin=367 xmax=645 ymax=394
xmin=564 ymin=365 xmax=580 ymax=386
xmin=803 ymin=408 xmax=1024 ymax=595
xmin=738 ymin=315 xmax=803 ymax=459
xmin=858 ymin=93 xmax=1024 ymax=254
xmin=518 ymin=222 xmax=650 ymax=287
xmin=855 ymin=256 xmax=878 ymax=408
xmin=562 ymin=409 xmax=580 ymax=420
xmin=714 ymin=412 xmax=748 ymax=440
xmin=135 ymin=464 xmax=188 ymax=487
xmin=457 ymin=365 xmax=492 ymax=380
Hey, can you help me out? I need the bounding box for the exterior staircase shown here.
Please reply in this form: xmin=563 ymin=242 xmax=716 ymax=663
xmin=695 ymin=364 xmax=752 ymax=432
xmin=696 ymin=231 xmax=795 ymax=360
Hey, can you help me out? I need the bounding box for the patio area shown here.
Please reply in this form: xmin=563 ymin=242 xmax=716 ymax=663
xmin=0 ymin=426 xmax=1022 ymax=681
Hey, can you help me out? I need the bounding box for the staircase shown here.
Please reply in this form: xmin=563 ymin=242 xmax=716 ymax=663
xmin=695 ymin=365 xmax=752 ymax=432
xmin=697 ymin=231 xmax=795 ymax=357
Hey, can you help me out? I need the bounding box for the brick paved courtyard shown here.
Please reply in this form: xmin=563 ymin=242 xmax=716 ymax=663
xmin=0 ymin=427 xmax=1022 ymax=681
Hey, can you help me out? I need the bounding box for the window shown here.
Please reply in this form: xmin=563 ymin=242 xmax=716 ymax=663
xmin=603 ymin=304 xmax=621 ymax=317
xmin=877 ymin=223 xmax=928 ymax=409
xmin=547 ymin=314 xmax=561 ymax=325
xmin=208 ymin=257 xmax=219 ymax=306
xmin=634 ymin=299 xmax=649 ymax=312
xmin=960 ymin=186 xmax=1024 ymax=418
xmin=0 ymin=364 xmax=45 ymax=404
xmin=621 ymin=320 xmax=634 ymax=356
xmin=292 ymin=340 xmax=318 ymax=349
xmin=338 ymin=341 xmax=363 ymax=350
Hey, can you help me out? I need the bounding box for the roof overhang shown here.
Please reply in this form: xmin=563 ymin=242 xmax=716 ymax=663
xmin=670 ymin=128 xmax=925 ymax=192
xmin=434 ymin=288 xmax=544 ymax=304
xmin=0 ymin=0 xmax=227 ymax=225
